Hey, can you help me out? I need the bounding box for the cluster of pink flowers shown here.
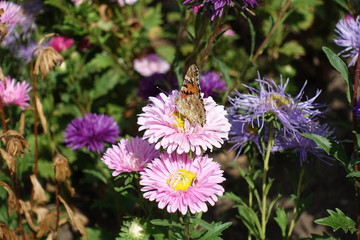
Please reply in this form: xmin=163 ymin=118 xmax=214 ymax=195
xmin=0 ymin=76 xmax=31 ymax=110
xmin=101 ymin=66 xmax=231 ymax=215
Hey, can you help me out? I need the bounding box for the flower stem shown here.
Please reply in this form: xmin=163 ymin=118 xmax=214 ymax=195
xmin=0 ymin=100 xmax=7 ymax=132
xmin=251 ymin=0 xmax=292 ymax=62
xmin=184 ymin=213 xmax=191 ymax=240
xmin=286 ymin=164 xmax=305 ymax=239
xmin=30 ymin=60 xmax=39 ymax=208
xmin=353 ymin=47 xmax=360 ymax=240
xmin=261 ymin=125 xmax=274 ymax=240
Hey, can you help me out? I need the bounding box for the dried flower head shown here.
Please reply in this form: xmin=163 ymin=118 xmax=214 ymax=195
xmin=0 ymin=148 xmax=16 ymax=174
xmin=0 ymin=130 xmax=30 ymax=158
xmin=33 ymin=46 xmax=64 ymax=77
xmin=53 ymin=151 xmax=71 ymax=182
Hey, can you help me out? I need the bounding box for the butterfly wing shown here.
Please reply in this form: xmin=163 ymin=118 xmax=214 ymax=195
xmin=175 ymin=64 xmax=206 ymax=127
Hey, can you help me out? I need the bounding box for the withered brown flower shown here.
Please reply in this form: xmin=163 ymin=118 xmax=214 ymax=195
xmin=33 ymin=33 xmax=64 ymax=77
xmin=0 ymin=130 xmax=30 ymax=158
xmin=53 ymin=151 xmax=71 ymax=182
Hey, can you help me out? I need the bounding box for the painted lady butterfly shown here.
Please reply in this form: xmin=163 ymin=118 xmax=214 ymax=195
xmin=175 ymin=64 xmax=206 ymax=127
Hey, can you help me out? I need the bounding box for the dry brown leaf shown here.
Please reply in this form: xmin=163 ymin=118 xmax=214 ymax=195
xmin=0 ymin=148 xmax=16 ymax=173
xmin=19 ymin=200 xmax=39 ymax=232
xmin=0 ymin=182 xmax=16 ymax=216
xmin=1 ymin=130 xmax=30 ymax=158
xmin=0 ymin=67 xmax=4 ymax=82
xmin=36 ymin=212 xmax=57 ymax=238
xmin=45 ymin=231 xmax=56 ymax=240
xmin=53 ymin=151 xmax=71 ymax=182
xmin=64 ymin=182 xmax=75 ymax=197
xmin=35 ymin=96 xmax=48 ymax=134
xmin=32 ymin=206 xmax=49 ymax=223
xmin=0 ymin=223 xmax=15 ymax=240
xmin=58 ymin=196 xmax=87 ymax=238
xmin=19 ymin=112 xmax=25 ymax=134
xmin=30 ymin=174 xmax=48 ymax=204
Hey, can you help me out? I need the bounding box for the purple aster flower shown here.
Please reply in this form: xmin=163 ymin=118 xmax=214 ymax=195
xmin=228 ymin=73 xmax=323 ymax=137
xmin=138 ymin=73 xmax=178 ymax=100
xmin=334 ymin=14 xmax=360 ymax=67
xmin=274 ymin=121 xmax=334 ymax=164
xmin=0 ymin=76 xmax=31 ymax=110
xmin=354 ymin=97 xmax=360 ymax=117
xmin=242 ymin=0 xmax=258 ymax=7
xmin=102 ymin=137 xmax=159 ymax=176
xmin=200 ymin=71 xmax=226 ymax=98
xmin=64 ymin=113 xmax=120 ymax=153
xmin=183 ymin=0 xmax=257 ymax=20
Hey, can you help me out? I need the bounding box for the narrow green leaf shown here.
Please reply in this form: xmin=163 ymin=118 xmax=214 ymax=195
xmin=322 ymin=47 xmax=351 ymax=104
xmin=301 ymin=133 xmax=348 ymax=166
xmin=314 ymin=208 xmax=356 ymax=234
xmin=331 ymin=0 xmax=350 ymax=12
xmin=83 ymin=169 xmax=107 ymax=184
xmin=274 ymin=208 xmax=288 ymax=237
xmin=346 ymin=171 xmax=360 ymax=178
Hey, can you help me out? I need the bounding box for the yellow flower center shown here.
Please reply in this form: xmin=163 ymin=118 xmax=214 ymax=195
xmin=173 ymin=112 xmax=185 ymax=129
xmin=267 ymin=94 xmax=292 ymax=108
xmin=245 ymin=124 xmax=258 ymax=135
xmin=167 ymin=169 xmax=197 ymax=191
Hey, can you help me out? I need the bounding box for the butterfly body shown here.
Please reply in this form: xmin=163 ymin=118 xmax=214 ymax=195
xmin=175 ymin=64 xmax=206 ymax=127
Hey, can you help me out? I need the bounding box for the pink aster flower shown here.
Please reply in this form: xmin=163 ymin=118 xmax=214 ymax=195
xmin=138 ymin=90 xmax=231 ymax=155
xmin=0 ymin=76 xmax=31 ymax=110
xmin=140 ymin=153 xmax=225 ymax=215
xmin=49 ymin=36 xmax=75 ymax=52
xmin=133 ymin=54 xmax=170 ymax=77
xmin=102 ymin=137 xmax=159 ymax=176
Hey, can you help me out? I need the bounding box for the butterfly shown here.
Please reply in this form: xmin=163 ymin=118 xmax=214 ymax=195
xmin=175 ymin=64 xmax=206 ymax=127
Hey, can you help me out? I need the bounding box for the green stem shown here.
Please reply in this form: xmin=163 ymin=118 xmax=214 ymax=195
xmin=261 ymin=125 xmax=274 ymax=240
xmin=184 ymin=213 xmax=191 ymax=240
xmin=286 ymin=165 xmax=305 ymax=239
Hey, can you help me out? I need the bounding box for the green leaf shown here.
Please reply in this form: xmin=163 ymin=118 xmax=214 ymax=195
xmin=90 ymin=69 xmax=122 ymax=100
xmin=193 ymin=219 xmax=231 ymax=240
xmin=279 ymin=41 xmax=305 ymax=58
xmin=346 ymin=171 xmax=360 ymax=178
xmin=274 ymin=208 xmax=288 ymax=237
xmin=314 ymin=208 xmax=356 ymax=234
xmin=331 ymin=0 xmax=350 ymax=12
xmin=151 ymin=219 xmax=183 ymax=229
xmin=236 ymin=205 xmax=262 ymax=239
xmin=301 ymin=133 xmax=348 ymax=166
xmin=142 ymin=4 xmax=163 ymax=30
xmin=322 ymin=47 xmax=351 ymax=104
xmin=300 ymin=233 xmax=340 ymax=240
xmin=83 ymin=169 xmax=108 ymax=184
xmin=85 ymin=54 xmax=115 ymax=74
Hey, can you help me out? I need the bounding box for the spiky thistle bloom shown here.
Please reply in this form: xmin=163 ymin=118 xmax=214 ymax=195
xmin=334 ymin=14 xmax=360 ymax=67
xmin=183 ymin=0 xmax=258 ymax=20
xmin=0 ymin=76 xmax=31 ymax=110
xmin=138 ymin=73 xmax=178 ymax=100
xmin=49 ymin=36 xmax=75 ymax=52
xmin=138 ymin=91 xmax=231 ymax=155
xmin=64 ymin=113 xmax=120 ymax=153
xmin=200 ymin=71 xmax=226 ymax=98
xmin=140 ymin=153 xmax=225 ymax=215
xmin=133 ymin=54 xmax=170 ymax=77
xmin=102 ymin=137 xmax=159 ymax=176
xmin=227 ymin=73 xmax=324 ymax=156
xmin=274 ymin=121 xmax=334 ymax=164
